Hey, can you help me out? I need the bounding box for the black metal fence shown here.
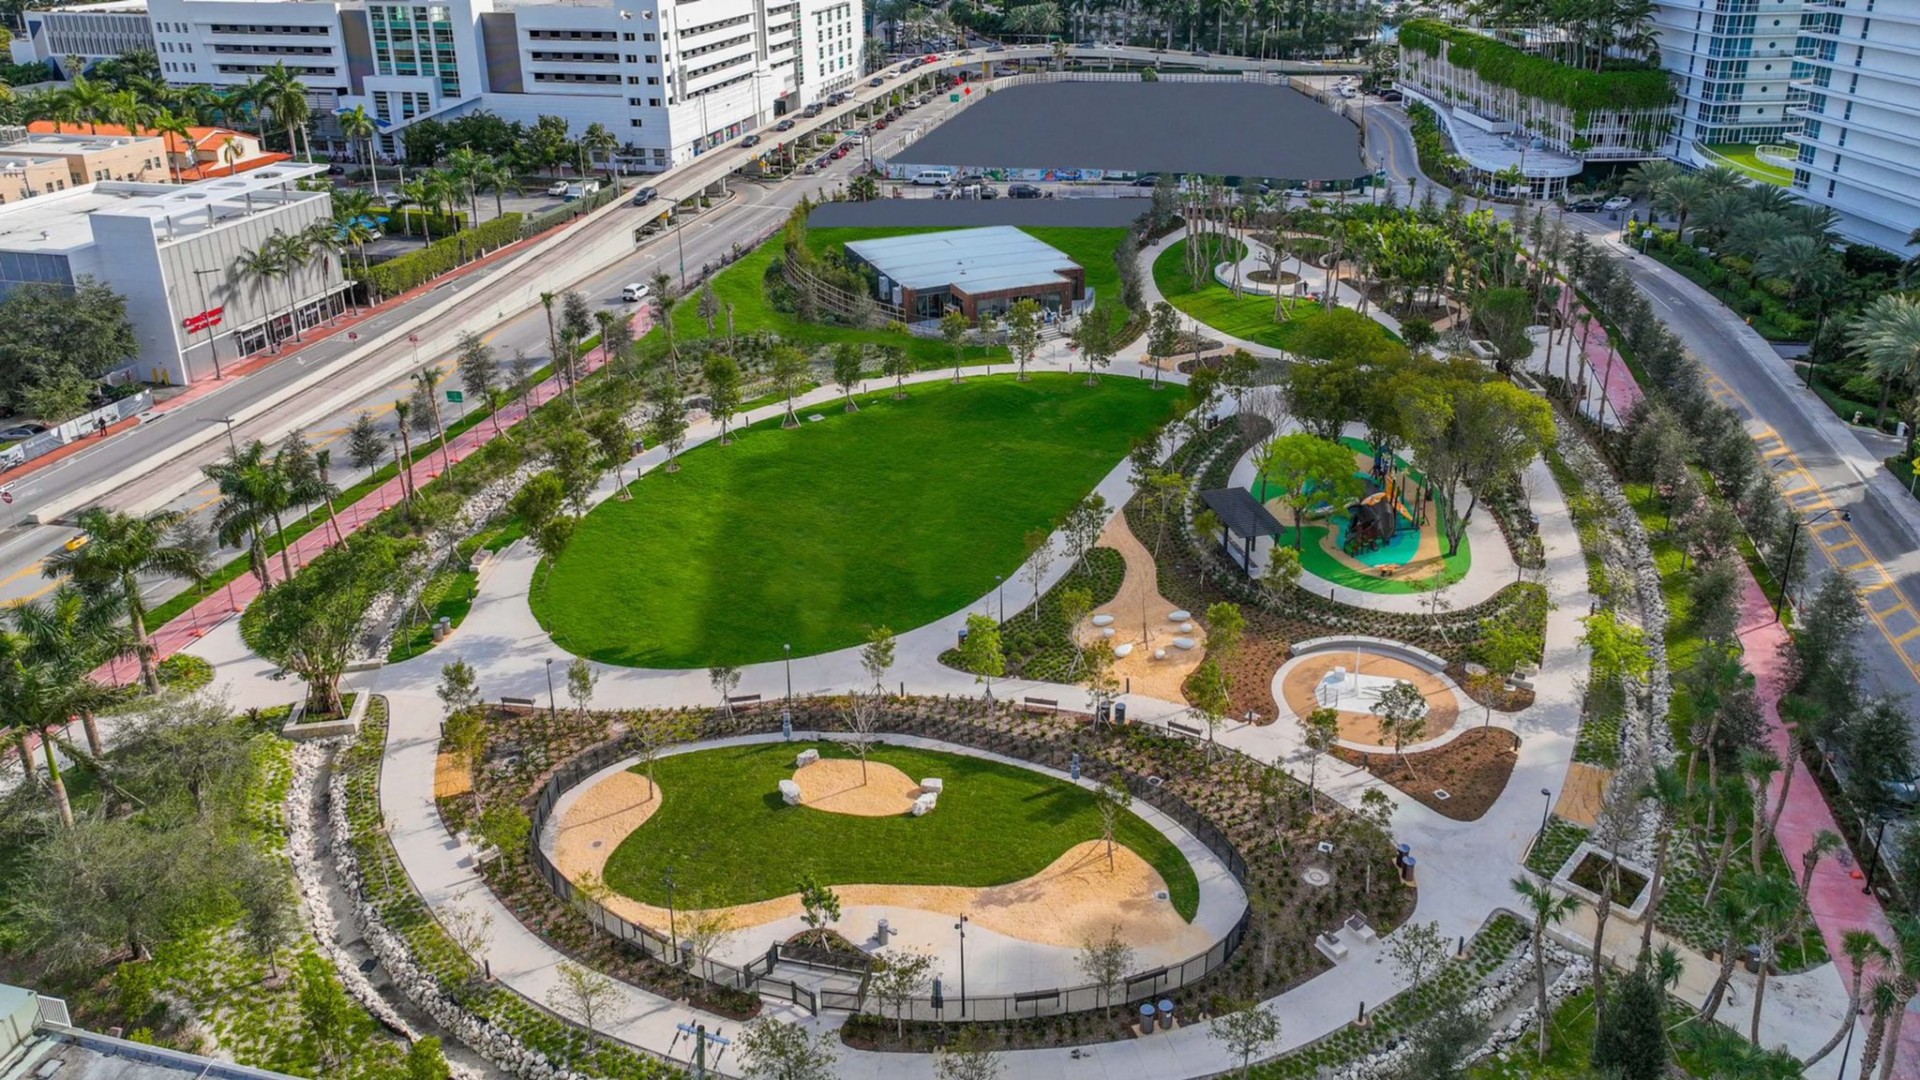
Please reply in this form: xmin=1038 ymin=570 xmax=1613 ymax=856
xmin=523 ymin=702 xmax=1250 ymax=1020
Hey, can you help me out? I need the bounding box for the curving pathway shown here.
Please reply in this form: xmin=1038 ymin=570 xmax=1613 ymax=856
xmin=178 ymin=349 xmax=1865 ymax=1077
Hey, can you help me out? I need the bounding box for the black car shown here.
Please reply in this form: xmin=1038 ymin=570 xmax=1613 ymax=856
xmin=776 ymin=118 xmax=796 ymax=131
xmin=1378 ymin=89 xmax=1403 ymax=102
xmin=803 ymin=103 xmax=825 ymax=117
xmin=742 ymin=134 xmax=762 ymax=148
xmin=1008 ymin=183 xmax=1043 ymax=199
xmin=630 ymin=186 xmax=658 ymax=206
xmin=869 ymin=77 xmax=885 ymax=86
xmin=1132 ymin=174 xmax=1159 ymax=187
xmin=1564 ymin=195 xmax=1605 ymax=212
xmin=326 ymin=163 xmax=346 ymax=175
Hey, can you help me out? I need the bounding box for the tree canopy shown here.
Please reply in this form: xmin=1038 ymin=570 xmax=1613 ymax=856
xmin=0 ymin=278 xmax=138 ymax=421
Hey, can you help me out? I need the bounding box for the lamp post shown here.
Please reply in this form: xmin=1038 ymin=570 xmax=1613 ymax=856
xmin=545 ymin=658 xmax=557 ymax=722
xmin=954 ymin=915 xmax=968 ymax=1017
xmin=1536 ymin=787 xmax=1552 ymax=844
xmin=201 ymin=417 xmax=240 ymax=454
xmin=663 ymin=865 xmax=679 ymax=956
xmin=1775 ymin=507 xmax=1851 ymax=621
xmin=783 ymin=643 xmax=793 ymax=702
xmin=191 ymin=267 xmax=227 ymax=379
xmin=1864 ymin=816 xmax=1890 ymax=896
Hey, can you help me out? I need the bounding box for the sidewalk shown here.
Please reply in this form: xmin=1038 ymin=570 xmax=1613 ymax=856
xmin=96 ymin=309 xmax=647 ymax=686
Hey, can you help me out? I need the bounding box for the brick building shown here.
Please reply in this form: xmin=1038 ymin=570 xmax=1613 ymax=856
xmin=843 ymin=226 xmax=1086 ymax=321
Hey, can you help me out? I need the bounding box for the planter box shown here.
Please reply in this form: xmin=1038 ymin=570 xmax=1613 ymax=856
xmin=1550 ymin=841 xmax=1653 ymax=923
xmin=281 ymin=698 xmax=364 ymax=742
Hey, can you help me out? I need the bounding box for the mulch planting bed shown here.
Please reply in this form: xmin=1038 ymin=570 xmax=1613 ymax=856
xmin=1332 ymin=726 xmax=1519 ymax=822
xmin=1446 ymin=662 xmax=1536 ymax=713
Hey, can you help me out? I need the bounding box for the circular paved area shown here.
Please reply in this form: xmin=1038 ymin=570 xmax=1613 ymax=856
xmin=1274 ymin=649 xmax=1461 ymax=747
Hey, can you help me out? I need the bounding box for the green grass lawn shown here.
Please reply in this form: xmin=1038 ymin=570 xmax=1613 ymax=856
xmin=1701 ymin=142 xmax=1793 ymax=187
xmin=531 ymin=374 xmax=1185 ymax=667
xmin=602 ymin=740 xmax=1200 ymax=919
xmin=1152 ymin=238 xmax=1331 ymax=351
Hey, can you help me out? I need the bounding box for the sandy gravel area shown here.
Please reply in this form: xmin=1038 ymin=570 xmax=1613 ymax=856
xmin=587 ymin=840 xmax=1202 ymax=951
xmin=553 ymin=770 xmax=662 ymax=882
xmin=434 ymin=752 xmax=472 ymax=800
xmin=792 ymin=758 xmax=922 ymax=816
xmin=1278 ymin=651 xmax=1458 ymax=745
xmin=1076 ymin=515 xmax=1206 ymax=702
xmin=1555 ymin=763 xmax=1614 ymax=828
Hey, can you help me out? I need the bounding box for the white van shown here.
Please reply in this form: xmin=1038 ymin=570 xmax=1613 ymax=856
xmin=912 ymin=168 xmax=954 ymax=186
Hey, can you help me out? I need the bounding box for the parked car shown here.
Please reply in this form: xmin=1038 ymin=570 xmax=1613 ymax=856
xmin=777 ymin=118 xmax=796 ymax=131
xmin=1008 ymin=182 xmax=1043 ymax=198
xmin=1602 ymin=195 xmax=1634 ymax=211
xmin=1564 ymin=195 xmax=1604 ymax=212
xmin=622 ymin=283 xmax=652 ymax=302
xmin=1378 ymin=89 xmax=1403 ymax=102
xmin=547 ymin=180 xmax=571 ymax=196
xmin=742 ymin=134 xmax=762 ymax=148
xmin=631 ymin=186 xmax=659 ymax=206
xmin=0 ymin=424 xmax=46 ymax=442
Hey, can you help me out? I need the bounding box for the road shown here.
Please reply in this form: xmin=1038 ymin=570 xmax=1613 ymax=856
xmin=1359 ymin=95 xmax=1920 ymax=703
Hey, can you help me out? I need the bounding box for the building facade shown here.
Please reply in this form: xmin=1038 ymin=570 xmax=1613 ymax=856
xmin=116 ymin=0 xmax=863 ymax=169
xmin=0 ymin=130 xmax=173 ymax=201
xmin=11 ymin=0 xmax=154 ymax=76
xmin=1786 ymin=0 xmax=1920 ymax=251
xmin=1653 ymin=0 xmax=1809 ymax=148
xmin=0 ymin=164 xmax=350 ymax=385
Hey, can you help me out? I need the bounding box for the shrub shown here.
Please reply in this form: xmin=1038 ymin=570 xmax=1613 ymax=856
xmin=350 ymin=213 xmax=523 ymax=299
xmin=156 ymin=653 xmax=214 ymax=694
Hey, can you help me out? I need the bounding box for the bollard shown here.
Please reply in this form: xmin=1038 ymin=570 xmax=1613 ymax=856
xmin=1356 ymin=1001 xmax=1368 ymax=1026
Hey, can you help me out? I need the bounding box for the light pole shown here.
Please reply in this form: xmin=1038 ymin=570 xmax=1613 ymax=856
xmin=191 ymin=267 xmax=227 ymax=379
xmin=202 ymin=417 xmax=240 ymax=454
xmin=545 ymin=658 xmax=557 ymax=723
xmin=1536 ymin=787 xmax=1552 ymax=844
xmin=1864 ymin=816 xmax=1890 ymax=896
xmin=783 ymin=643 xmax=793 ymax=702
xmin=1775 ymin=507 xmax=1850 ymax=620
xmin=954 ymin=914 xmax=968 ymax=1016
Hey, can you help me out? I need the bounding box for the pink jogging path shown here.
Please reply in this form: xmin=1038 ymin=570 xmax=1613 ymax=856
xmin=91 ymin=310 xmax=648 ymax=686
xmin=1555 ymin=291 xmax=1644 ymax=427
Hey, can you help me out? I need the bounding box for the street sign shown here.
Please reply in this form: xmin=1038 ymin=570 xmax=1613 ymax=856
xmin=2 ymin=490 xmax=14 ymax=505
xmin=949 ymin=93 xmax=959 ymax=102
xmin=446 ymin=389 xmax=464 ymax=403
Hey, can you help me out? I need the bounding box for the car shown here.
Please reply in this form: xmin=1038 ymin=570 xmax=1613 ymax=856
xmin=547 ymin=180 xmax=571 ymax=196
xmin=1132 ymin=174 xmax=1159 ymax=187
xmin=986 ymin=42 xmax=1005 ymax=51
xmin=631 ymin=186 xmax=658 ymax=206
xmin=1564 ymin=195 xmax=1604 ymax=212
xmin=875 ymin=118 xmax=889 ymax=129
xmin=1076 ymin=40 xmax=1096 ymax=47
xmin=1603 ymin=195 xmax=1634 ymax=211
xmin=742 ymin=134 xmax=762 ymax=148
xmin=1378 ymin=89 xmax=1403 ymax=102
xmin=621 ymin=283 xmax=652 ymax=302
xmin=870 ymin=76 xmax=885 ymax=86
xmin=0 ymin=424 xmax=45 ymax=441
xmin=847 ymin=131 xmax=867 ymax=143
xmin=1008 ymin=182 xmax=1043 ymax=198
xmin=61 ymin=534 xmax=89 ymax=554
xmin=803 ymin=103 xmax=825 ymax=117
xmin=1192 ymin=47 xmax=1211 ymax=56
xmin=326 ymin=163 xmax=346 ymax=175
xmin=381 ymin=192 xmax=405 ymax=207
xmin=776 ymin=119 xmax=796 ymax=131
xmin=924 ymin=53 xmax=941 ymax=62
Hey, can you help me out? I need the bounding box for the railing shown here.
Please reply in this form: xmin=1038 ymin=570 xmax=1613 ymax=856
xmin=523 ymin=702 xmax=1251 ymax=1021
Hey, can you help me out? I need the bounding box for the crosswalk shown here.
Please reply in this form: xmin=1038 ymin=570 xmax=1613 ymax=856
xmin=1706 ymin=372 xmax=1920 ymax=684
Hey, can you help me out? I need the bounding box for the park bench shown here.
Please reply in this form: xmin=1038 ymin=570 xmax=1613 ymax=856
xmin=500 ymin=696 xmax=537 ymax=708
xmin=728 ymin=693 xmax=763 ymax=705
xmin=1021 ymin=696 xmax=1059 ymax=713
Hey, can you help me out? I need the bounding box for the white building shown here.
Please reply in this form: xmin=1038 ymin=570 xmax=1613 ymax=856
xmin=0 ymin=164 xmax=350 ymax=385
xmin=1654 ymin=0 xmax=1809 ymax=153
xmin=127 ymin=0 xmax=862 ymax=170
xmin=11 ymin=0 xmax=154 ymax=76
xmin=1787 ymin=0 xmax=1920 ymax=251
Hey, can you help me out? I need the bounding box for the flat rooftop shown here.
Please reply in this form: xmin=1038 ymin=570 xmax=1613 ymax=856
xmin=0 ymin=164 xmax=329 ymax=253
xmin=896 ymin=81 xmax=1365 ymax=180
xmin=0 ymin=132 xmax=159 ymax=154
xmin=844 ymin=225 xmax=1079 ymax=293
xmin=2 ymin=1033 xmax=302 ymax=1080
xmin=809 ymin=197 xmax=1151 ymax=229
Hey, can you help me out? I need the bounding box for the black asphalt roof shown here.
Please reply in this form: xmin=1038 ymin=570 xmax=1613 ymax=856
xmin=1200 ymin=487 xmax=1284 ymax=540
xmin=895 ymin=82 xmax=1365 ymax=180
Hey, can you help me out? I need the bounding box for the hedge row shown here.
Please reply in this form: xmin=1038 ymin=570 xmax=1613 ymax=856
xmin=349 ymin=212 xmax=523 ymax=299
xmin=383 ymin=208 xmax=468 ymax=239
xmin=1399 ymin=19 xmax=1676 ymax=111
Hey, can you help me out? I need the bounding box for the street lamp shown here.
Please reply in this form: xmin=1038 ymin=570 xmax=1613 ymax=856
xmin=1775 ymin=507 xmax=1851 ymax=621
xmin=201 ymin=417 xmax=240 ymax=454
xmin=783 ymin=643 xmax=793 ymax=702
xmin=1864 ymin=816 xmax=1891 ymax=896
xmin=545 ymin=658 xmax=557 ymax=722
xmin=1536 ymin=787 xmax=1552 ymax=843
xmin=954 ymin=915 xmax=968 ymax=1016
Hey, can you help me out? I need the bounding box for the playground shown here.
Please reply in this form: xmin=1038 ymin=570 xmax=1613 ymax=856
xmin=1254 ymin=437 xmax=1470 ymax=593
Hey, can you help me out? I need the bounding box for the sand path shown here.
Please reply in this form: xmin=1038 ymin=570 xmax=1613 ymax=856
xmin=791 ymin=757 xmax=922 ymax=815
xmin=1277 ymin=652 xmax=1459 ymax=745
xmin=553 ymin=770 xmax=663 ymax=883
xmin=1076 ymin=515 xmax=1205 ymax=702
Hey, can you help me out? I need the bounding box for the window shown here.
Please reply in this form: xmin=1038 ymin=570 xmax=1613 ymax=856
xmin=630 ymin=118 xmax=644 ymax=126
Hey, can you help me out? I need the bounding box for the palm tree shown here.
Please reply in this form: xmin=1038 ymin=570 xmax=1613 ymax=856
xmin=205 ymin=440 xmax=297 ymax=585
xmin=446 ymin=146 xmax=484 ymax=226
xmin=411 ymin=365 xmax=451 ymax=468
xmin=1510 ymin=876 xmax=1579 ymax=1059
xmin=1700 ymin=875 xmax=1757 ymax=1021
xmin=1804 ymin=929 xmax=1888 ymax=1069
xmin=471 ymin=156 xmax=516 ymax=220
xmin=1742 ymin=872 xmax=1799 ymax=1042
xmin=258 ymin=62 xmax=312 ymax=160
xmin=104 ymin=88 xmax=155 ymax=138
xmin=391 ymin=398 xmax=417 ymax=502
xmin=270 ymin=230 xmax=313 ymax=343
xmin=64 ymin=75 xmax=110 ymax=133
xmin=338 ymin=104 xmax=380 ymax=194
xmin=150 ymin=108 xmax=193 ymax=182
xmin=1755 ymin=234 xmax=1838 ymax=307
xmin=580 ymin=123 xmax=619 ymax=184
xmin=41 ymin=508 xmax=207 ymax=695
xmin=1849 ymin=294 xmax=1920 ymax=425
xmin=12 ymin=585 xmax=128 ymax=759
xmin=1653 ymin=173 xmax=1709 ymax=238
xmin=232 ymin=242 xmax=285 ymax=350
xmin=1876 ymin=916 xmax=1920 ymax=1080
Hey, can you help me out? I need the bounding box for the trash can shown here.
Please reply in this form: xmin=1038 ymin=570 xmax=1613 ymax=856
xmin=1157 ymin=999 xmax=1174 ymax=1030
xmin=877 ymin=918 xmax=892 ymax=946
xmin=1139 ymin=1004 xmax=1157 ymax=1031
xmin=1113 ymin=702 xmax=1127 ymax=725
xmin=957 ymin=627 xmax=969 ymax=649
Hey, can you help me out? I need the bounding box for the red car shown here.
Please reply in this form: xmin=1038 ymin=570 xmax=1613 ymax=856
xmin=924 ymin=53 xmax=940 ymax=62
